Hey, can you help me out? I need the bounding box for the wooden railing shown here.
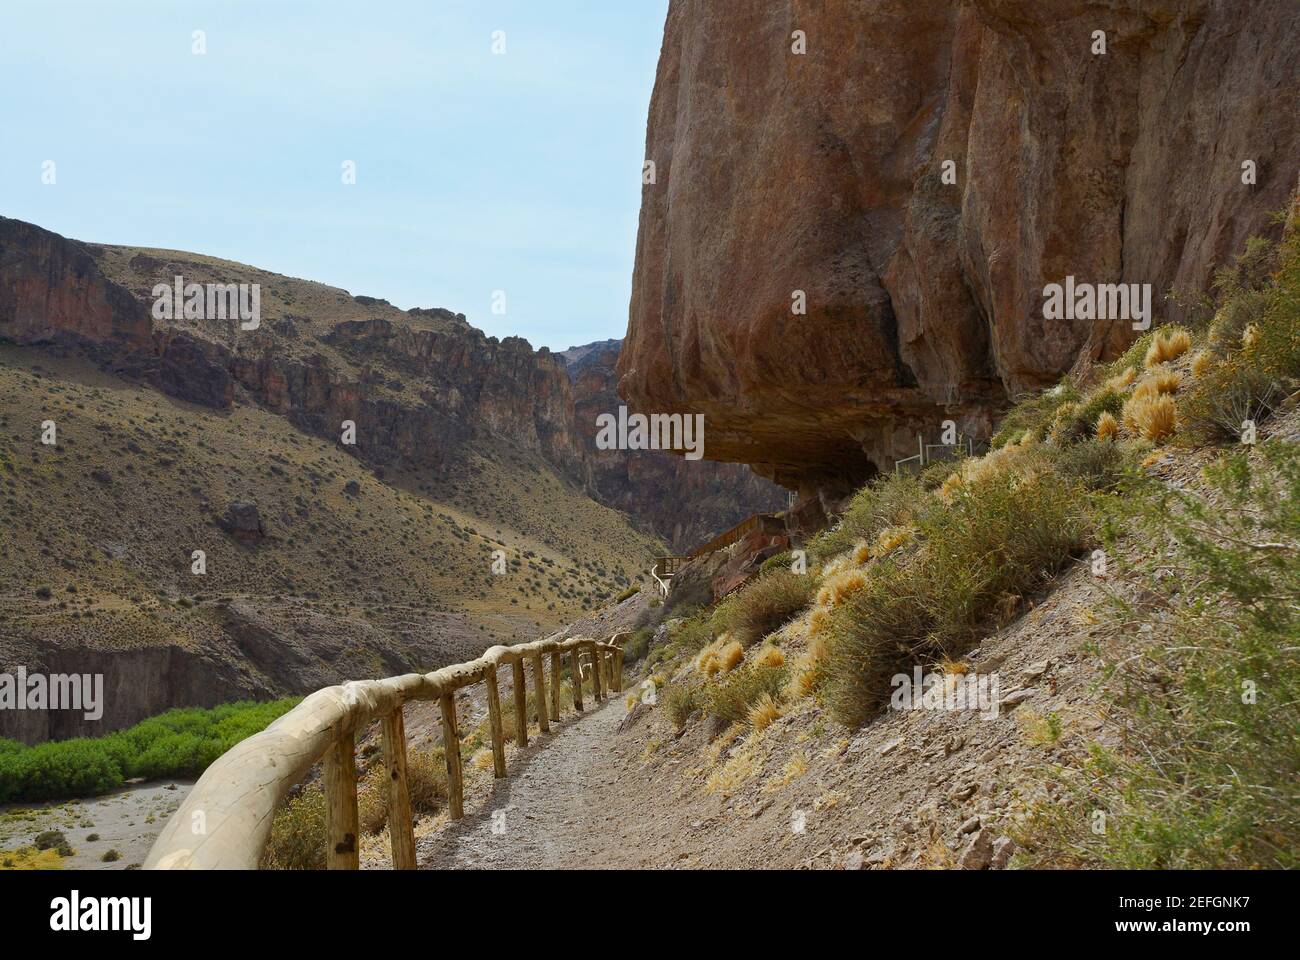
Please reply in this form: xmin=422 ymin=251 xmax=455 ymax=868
xmin=687 ymin=513 xmax=784 ymax=558
xmin=144 ymin=635 xmax=625 ymax=870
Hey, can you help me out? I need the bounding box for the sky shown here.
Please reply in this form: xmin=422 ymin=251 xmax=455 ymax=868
xmin=0 ymin=0 xmax=669 ymax=351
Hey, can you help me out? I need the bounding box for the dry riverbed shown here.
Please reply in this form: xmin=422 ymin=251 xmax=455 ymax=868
xmin=0 ymin=780 xmax=191 ymax=870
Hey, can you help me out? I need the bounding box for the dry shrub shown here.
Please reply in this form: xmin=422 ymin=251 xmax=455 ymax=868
xmin=746 ymin=692 xmax=783 ymax=732
xmin=1122 ymin=394 xmax=1177 ymax=442
xmin=1144 ymin=329 xmax=1191 ymax=367
xmin=405 ymin=746 xmax=448 ymax=814
xmin=1095 ymin=411 xmax=1119 ymax=441
xmin=717 ymin=639 xmax=745 ymax=674
xmin=1106 ymin=366 xmax=1138 ymax=391
xmin=1191 ymin=351 xmax=1213 ymax=378
xmin=1133 ymin=369 xmax=1181 ymax=400
xmin=262 ymin=787 xmax=327 ymax=870
xmin=715 ymin=570 xmax=813 ymax=647
xmin=816 ymin=567 xmax=868 ymax=608
xmin=873 ymin=525 xmax=913 ymax=557
xmin=357 ymin=778 xmax=388 ymax=835
xmin=751 ymin=644 xmax=786 ymax=669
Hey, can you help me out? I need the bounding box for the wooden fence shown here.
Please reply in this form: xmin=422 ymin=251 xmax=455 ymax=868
xmin=144 ymin=634 xmax=625 ymax=870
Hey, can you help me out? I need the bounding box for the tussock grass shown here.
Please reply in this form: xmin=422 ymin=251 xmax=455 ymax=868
xmin=1121 ymin=393 xmax=1177 ymax=442
xmin=1143 ymin=328 xmax=1191 ymax=367
xmin=710 ymin=570 xmax=813 ymax=647
xmin=705 ymin=665 xmax=788 ymax=726
xmin=1095 ymin=411 xmax=1118 ymax=441
xmin=823 ymin=470 xmax=1091 ymax=726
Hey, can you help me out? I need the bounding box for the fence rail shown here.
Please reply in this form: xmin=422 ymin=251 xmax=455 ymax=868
xmin=144 ymin=634 xmax=625 ymax=870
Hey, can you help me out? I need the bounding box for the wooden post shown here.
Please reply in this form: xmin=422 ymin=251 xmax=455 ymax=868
xmin=589 ymin=643 xmax=604 ymax=701
xmin=511 ymin=659 xmax=529 ymax=747
xmin=484 ymin=668 xmax=507 ymax=778
xmin=571 ymin=650 xmax=584 ymax=712
xmin=548 ymin=651 xmax=562 ymax=722
xmin=381 ymin=708 xmax=417 ymax=870
xmin=613 ymin=648 xmax=625 ymax=694
xmin=439 ymin=694 xmax=464 ymax=820
xmin=324 ymin=732 xmax=359 ymax=870
xmin=531 ymin=654 xmax=550 ymax=733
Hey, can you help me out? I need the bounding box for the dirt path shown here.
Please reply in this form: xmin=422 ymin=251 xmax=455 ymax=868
xmin=419 ymin=697 xmax=632 ymax=869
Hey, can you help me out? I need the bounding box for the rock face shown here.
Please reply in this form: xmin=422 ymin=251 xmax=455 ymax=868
xmin=0 ymin=217 xmax=152 ymax=353
xmin=620 ymin=0 xmax=1300 ymax=498
xmin=565 ymin=341 xmax=786 ymax=553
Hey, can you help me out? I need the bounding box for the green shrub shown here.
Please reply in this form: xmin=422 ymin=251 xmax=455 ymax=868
xmin=623 ymin=627 xmax=653 ymax=662
xmin=759 ymin=550 xmax=794 ymax=575
xmin=1051 ymin=437 xmax=1133 ymax=491
xmin=664 ymin=684 xmax=703 ymax=731
xmin=704 ymin=665 xmax=787 ymax=725
xmin=711 ymin=570 xmax=812 ymax=647
xmin=1181 ymin=359 xmax=1283 ymax=443
xmin=1180 ymin=224 xmax=1298 ymax=443
xmin=614 ymin=585 xmax=640 ymax=603
xmin=990 ymin=379 xmax=1080 ymax=449
xmin=823 ymin=470 xmax=1091 ymax=726
xmin=0 ymin=698 xmax=300 ymax=804
xmin=1017 ymin=443 xmax=1300 ymax=868
xmin=261 ymin=787 xmax=327 ymax=870
xmin=809 ymin=473 xmax=926 ymax=562
xmin=665 ymin=610 xmax=713 ymax=656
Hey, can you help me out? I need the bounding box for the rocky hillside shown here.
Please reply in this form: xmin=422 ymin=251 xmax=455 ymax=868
xmin=620 ymin=0 xmax=1299 ymax=505
xmin=0 ymin=220 xmax=672 ymax=741
xmin=0 ymin=218 xmax=787 ymax=556
xmin=563 ymin=339 xmax=786 ymax=553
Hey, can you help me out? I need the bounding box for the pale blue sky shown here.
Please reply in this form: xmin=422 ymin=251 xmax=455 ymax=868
xmin=0 ymin=0 xmax=668 ymax=350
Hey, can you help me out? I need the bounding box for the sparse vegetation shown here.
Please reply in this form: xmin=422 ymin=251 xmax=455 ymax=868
xmin=1018 ymin=443 xmax=1300 ymax=868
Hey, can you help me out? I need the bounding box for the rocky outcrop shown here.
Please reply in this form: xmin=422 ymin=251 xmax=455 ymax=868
xmin=565 ymin=340 xmax=786 ymax=553
xmin=0 ymin=216 xmax=152 ymax=353
xmin=218 ymin=501 xmax=264 ymax=545
xmin=620 ymin=0 xmax=1300 ymax=497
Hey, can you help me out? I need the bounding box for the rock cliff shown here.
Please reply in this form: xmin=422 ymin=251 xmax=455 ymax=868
xmin=620 ymin=0 xmax=1300 ymax=499
xmin=564 ymin=341 xmax=785 ymax=553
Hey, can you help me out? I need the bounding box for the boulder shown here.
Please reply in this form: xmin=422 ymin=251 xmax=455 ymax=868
xmin=219 ymin=500 xmax=264 ymax=544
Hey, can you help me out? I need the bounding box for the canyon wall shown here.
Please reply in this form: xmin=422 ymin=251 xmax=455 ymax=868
xmin=0 ymin=216 xmax=777 ymax=557
xmin=565 ymin=342 xmax=786 ymax=553
xmin=619 ymin=0 xmax=1300 ymax=500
